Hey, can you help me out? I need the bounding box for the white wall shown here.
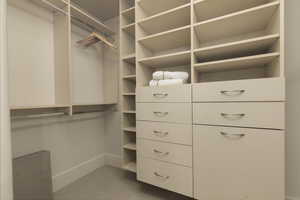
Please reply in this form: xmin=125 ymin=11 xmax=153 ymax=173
xmin=286 ymin=1 xmax=300 ymax=199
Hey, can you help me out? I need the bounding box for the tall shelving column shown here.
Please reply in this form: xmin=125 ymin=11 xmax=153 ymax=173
xmin=120 ymin=0 xmax=137 ymax=173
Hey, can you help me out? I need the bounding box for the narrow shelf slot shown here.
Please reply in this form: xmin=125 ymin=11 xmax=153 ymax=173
xmin=139 ymin=50 xmax=191 ymax=68
xmin=122 ymin=162 xmax=137 ymax=173
xmin=194 ymin=2 xmax=279 ymax=45
xmin=123 ymin=143 xmax=137 ymax=151
xmin=137 ymin=0 xmax=189 ymax=18
xmin=123 ymin=75 xmax=137 ymax=81
xmin=122 ymin=23 xmax=135 ymax=37
xmin=123 ymin=93 xmax=136 ymax=96
xmin=137 ymin=4 xmax=190 ymax=36
xmin=123 ymin=110 xmax=136 ymax=114
xmin=194 ymin=34 xmax=279 ymax=62
xmin=122 ymin=54 xmax=136 ymax=65
xmin=194 ymin=52 xmax=279 ymax=72
xmin=138 ymin=26 xmax=191 ymax=52
xmin=194 ymin=0 xmax=276 ymax=22
xmin=121 ymin=7 xmax=135 ymax=24
xmin=123 ymin=127 xmax=137 ymax=132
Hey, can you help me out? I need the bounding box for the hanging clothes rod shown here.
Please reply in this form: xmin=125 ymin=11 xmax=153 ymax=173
xmin=11 ymin=112 xmax=66 ymax=120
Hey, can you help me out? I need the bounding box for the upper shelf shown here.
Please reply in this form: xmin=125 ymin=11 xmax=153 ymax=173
xmin=121 ymin=7 xmax=135 ymax=23
xmin=137 ymin=4 xmax=190 ymax=36
xmin=122 ymin=23 xmax=135 ymax=37
xmin=194 ymin=52 xmax=279 ymax=72
xmin=30 ymin=0 xmax=68 ymax=14
xmin=137 ymin=0 xmax=189 ymax=18
xmin=194 ymin=2 xmax=280 ymax=43
xmin=71 ymin=3 xmax=115 ymax=36
xmin=194 ymin=0 xmax=275 ymax=22
xmin=194 ymin=34 xmax=280 ymax=61
xmin=138 ymin=25 xmax=191 ymax=52
xmin=122 ymin=54 xmax=136 ymax=65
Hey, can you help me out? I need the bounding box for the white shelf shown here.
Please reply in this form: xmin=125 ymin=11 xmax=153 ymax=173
xmin=194 ymin=0 xmax=274 ymax=22
xmin=10 ymin=104 xmax=69 ymax=110
xmin=123 ymin=126 xmax=137 ymax=132
xmin=194 ymin=52 xmax=279 ymax=72
xmin=123 ymin=93 xmax=136 ymax=96
xmin=122 ymin=23 xmax=135 ymax=36
xmin=122 ymin=54 xmax=136 ymax=64
xmin=122 ymin=162 xmax=137 ymax=173
xmin=123 ymin=110 xmax=136 ymax=114
xmin=71 ymin=3 xmax=115 ymax=36
xmin=123 ymin=143 xmax=137 ymax=151
xmin=123 ymin=75 xmax=136 ymax=81
xmin=194 ymin=2 xmax=279 ymax=43
xmin=121 ymin=7 xmax=135 ymax=22
xmin=194 ymin=34 xmax=280 ymax=61
xmin=138 ymin=25 xmax=191 ymax=52
xmin=138 ymin=4 xmax=190 ymax=35
xmin=137 ymin=0 xmax=189 ymax=17
xmin=31 ymin=0 xmax=68 ymax=14
xmin=139 ymin=51 xmax=191 ymax=67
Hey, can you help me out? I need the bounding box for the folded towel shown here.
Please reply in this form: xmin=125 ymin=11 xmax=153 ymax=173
xmin=153 ymin=71 xmax=189 ymax=81
xmin=149 ymin=79 xmax=186 ymax=87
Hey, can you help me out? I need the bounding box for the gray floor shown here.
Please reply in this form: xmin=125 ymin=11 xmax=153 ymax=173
xmin=54 ymin=166 xmax=193 ymax=200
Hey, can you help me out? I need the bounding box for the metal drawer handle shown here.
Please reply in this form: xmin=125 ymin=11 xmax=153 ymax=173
xmin=153 ymin=93 xmax=168 ymax=98
xmin=154 ymin=172 xmax=170 ymax=180
xmin=221 ymin=113 xmax=245 ymax=120
xmin=153 ymin=111 xmax=169 ymax=117
xmin=220 ymin=131 xmax=245 ymax=140
xmin=153 ymin=149 xmax=170 ymax=156
xmin=220 ymin=90 xmax=245 ymax=96
xmin=153 ymin=130 xmax=169 ymax=137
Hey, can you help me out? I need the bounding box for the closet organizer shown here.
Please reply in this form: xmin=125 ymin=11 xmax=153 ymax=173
xmin=120 ymin=0 xmax=285 ymax=199
xmin=8 ymin=0 xmax=118 ymax=118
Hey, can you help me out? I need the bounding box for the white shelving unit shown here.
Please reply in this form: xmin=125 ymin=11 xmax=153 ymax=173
xmin=120 ymin=0 xmax=137 ymax=173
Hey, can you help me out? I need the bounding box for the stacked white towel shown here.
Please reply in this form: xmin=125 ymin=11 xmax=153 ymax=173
xmin=149 ymin=71 xmax=189 ymax=87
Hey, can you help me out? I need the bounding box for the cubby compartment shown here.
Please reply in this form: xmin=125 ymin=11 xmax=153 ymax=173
xmin=8 ymin=0 xmax=71 ymax=111
xmin=123 ymin=112 xmax=136 ymax=131
xmin=122 ymin=150 xmax=137 ymax=173
xmin=122 ymin=60 xmax=136 ymax=76
xmin=120 ymin=30 xmax=136 ymax=57
xmin=137 ymin=0 xmax=190 ymax=20
xmin=120 ymin=0 xmax=135 ymax=11
xmin=137 ymin=3 xmax=190 ymax=38
xmin=194 ymin=0 xmax=278 ymax=23
xmin=121 ymin=7 xmax=135 ymax=26
xmin=123 ymin=78 xmax=136 ymax=93
xmin=123 ymin=95 xmax=136 ymax=111
xmin=123 ymin=133 xmax=137 ymax=151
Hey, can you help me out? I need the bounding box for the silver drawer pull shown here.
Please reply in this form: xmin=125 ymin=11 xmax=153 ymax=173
xmin=153 ymin=149 xmax=170 ymax=156
xmin=153 ymin=130 xmax=169 ymax=137
xmin=153 ymin=111 xmax=169 ymax=117
xmin=153 ymin=93 xmax=168 ymax=98
xmin=221 ymin=113 xmax=245 ymax=120
xmin=220 ymin=90 xmax=245 ymax=96
xmin=220 ymin=131 xmax=245 ymax=140
xmin=154 ymin=172 xmax=170 ymax=180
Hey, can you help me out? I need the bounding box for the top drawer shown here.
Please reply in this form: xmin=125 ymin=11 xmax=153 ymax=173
xmin=137 ymin=85 xmax=191 ymax=103
xmin=193 ymin=78 xmax=285 ymax=102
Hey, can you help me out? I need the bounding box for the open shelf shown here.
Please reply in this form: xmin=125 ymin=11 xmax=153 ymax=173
xmin=123 ymin=126 xmax=137 ymax=132
xmin=122 ymin=54 xmax=136 ymax=64
xmin=194 ymin=2 xmax=280 ymax=45
xmin=138 ymin=26 xmax=191 ymax=52
xmin=10 ymin=104 xmax=69 ymax=110
xmin=194 ymin=52 xmax=279 ymax=72
xmin=71 ymin=3 xmax=115 ymax=36
xmin=123 ymin=75 xmax=136 ymax=81
xmin=122 ymin=23 xmax=135 ymax=37
xmin=194 ymin=34 xmax=280 ymax=61
xmin=123 ymin=93 xmax=136 ymax=96
xmin=137 ymin=4 xmax=190 ymax=36
xmin=139 ymin=51 xmax=191 ymax=68
xmin=31 ymin=0 xmax=68 ymax=14
xmin=137 ymin=0 xmax=189 ymax=18
xmin=122 ymin=162 xmax=137 ymax=173
xmin=122 ymin=7 xmax=135 ymax=23
xmin=123 ymin=110 xmax=136 ymax=114
xmin=123 ymin=143 xmax=137 ymax=151
xmin=194 ymin=0 xmax=276 ymax=22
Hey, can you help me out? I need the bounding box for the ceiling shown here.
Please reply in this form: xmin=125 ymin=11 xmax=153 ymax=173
xmin=72 ymin=0 xmax=119 ymax=21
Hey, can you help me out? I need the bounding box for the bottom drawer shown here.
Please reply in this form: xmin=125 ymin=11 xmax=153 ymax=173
xmin=137 ymin=157 xmax=193 ymax=197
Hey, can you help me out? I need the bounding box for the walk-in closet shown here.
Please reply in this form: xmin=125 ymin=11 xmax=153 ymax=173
xmin=1 ymin=0 xmax=300 ymax=200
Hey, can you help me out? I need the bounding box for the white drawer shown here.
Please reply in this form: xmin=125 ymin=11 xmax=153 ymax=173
xmin=193 ymin=125 xmax=284 ymax=200
xmin=137 ymin=139 xmax=192 ymax=167
xmin=193 ymin=78 xmax=285 ymax=102
xmin=137 ymin=157 xmax=193 ymax=197
xmin=137 ymin=121 xmax=192 ymax=145
xmin=137 ymin=103 xmax=192 ymax=124
xmin=136 ymin=85 xmax=191 ymax=103
xmin=193 ymin=102 xmax=284 ymax=129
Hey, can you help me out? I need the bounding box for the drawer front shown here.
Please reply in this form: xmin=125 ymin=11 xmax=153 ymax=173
xmin=137 ymin=85 xmax=191 ymax=103
xmin=137 ymin=157 xmax=193 ymax=197
xmin=137 ymin=139 xmax=192 ymax=167
xmin=193 ymin=78 xmax=285 ymax=102
xmin=193 ymin=125 xmax=284 ymax=200
xmin=137 ymin=103 xmax=192 ymax=124
xmin=193 ymin=102 xmax=284 ymax=129
xmin=137 ymin=121 xmax=192 ymax=145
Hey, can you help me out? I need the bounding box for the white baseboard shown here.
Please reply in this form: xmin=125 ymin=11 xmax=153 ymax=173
xmin=105 ymin=153 xmax=122 ymax=168
xmin=52 ymin=154 xmax=106 ymax=192
xmin=287 ymin=196 xmax=300 ymax=200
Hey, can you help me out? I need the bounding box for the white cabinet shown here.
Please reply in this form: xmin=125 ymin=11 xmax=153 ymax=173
xmin=193 ymin=125 xmax=285 ymax=200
